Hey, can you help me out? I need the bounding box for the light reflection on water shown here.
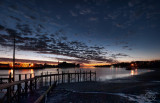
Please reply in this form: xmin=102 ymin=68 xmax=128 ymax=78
xmin=0 ymin=67 xmax=150 ymax=81
xmin=130 ymin=69 xmax=138 ymax=76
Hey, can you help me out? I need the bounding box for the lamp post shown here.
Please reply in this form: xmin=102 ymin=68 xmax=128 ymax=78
xmin=12 ymin=35 xmax=15 ymax=82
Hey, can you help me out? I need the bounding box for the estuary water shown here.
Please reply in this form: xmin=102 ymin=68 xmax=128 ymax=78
xmin=0 ymin=67 xmax=151 ymax=81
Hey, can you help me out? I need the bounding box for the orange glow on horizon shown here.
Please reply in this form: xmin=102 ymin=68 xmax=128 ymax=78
xmin=82 ymin=63 xmax=111 ymax=67
xmin=1 ymin=61 xmax=112 ymax=67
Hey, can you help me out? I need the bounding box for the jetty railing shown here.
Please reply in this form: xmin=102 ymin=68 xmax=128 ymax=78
xmin=34 ymin=82 xmax=57 ymax=103
xmin=0 ymin=73 xmax=35 ymax=84
xmin=0 ymin=70 xmax=96 ymax=103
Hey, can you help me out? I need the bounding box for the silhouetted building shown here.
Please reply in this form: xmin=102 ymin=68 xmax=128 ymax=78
xmin=58 ymin=62 xmax=80 ymax=68
xmin=113 ymin=60 xmax=160 ymax=69
xmin=0 ymin=63 xmax=10 ymax=69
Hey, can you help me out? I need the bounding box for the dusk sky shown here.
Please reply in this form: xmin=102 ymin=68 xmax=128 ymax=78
xmin=0 ymin=0 xmax=160 ymax=65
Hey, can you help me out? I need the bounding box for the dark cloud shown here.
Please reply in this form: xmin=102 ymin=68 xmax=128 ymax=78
xmin=79 ymin=8 xmax=91 ymax=15
xmin=38 ymin=24 xmax=45 ymax=29
xmin=122 ymin=46 xmax=129 ymax=49
xmin=111 ymin=53 xmax=129 ymax=58
xmin=5 ymin=28 xmax=18 ymax=37
xmin=89 ymin=17 xmax=98 ymax=21
xmin=9 ymin=16 xmax=21 ymax=22
xmin=0 ymin=25 xmax=5 ymax=30
xmin=0 ymin=57 xmax=57 ymax=64
xmin=70 ymin=10 xmax=78 ymax=16
xmin=29 ymin=16 xmax=36 ymax=20
xmin=0 ymin=24 xmax=115 ymax=63
xmin=122 ymin=45 xmax=133 ymax=51
xmin=16 ymin=24 xmax=32 ymax=35
xmin=115 ymin=23 xmax=123 ymax=28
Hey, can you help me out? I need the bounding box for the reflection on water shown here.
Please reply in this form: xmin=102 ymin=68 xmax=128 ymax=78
xmin=30 ymin=69 xmax=34 ymax=74
xmin=8 ymin=69 xmax=13 ymax=78
xmin=130 ymin=69 xmax=138 ymax=75
xmin=0 ymin=67 xmax=150 ymax=81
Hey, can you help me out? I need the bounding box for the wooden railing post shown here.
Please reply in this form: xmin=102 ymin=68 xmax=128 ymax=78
xmin=7 ymin=87 xmax=11 ymax=103
xmin=78 ymin=72 xmax=79 ymax=82
xmin=90 ymin=70 xmax=91 ymax=81
xmin=95 ymin=71 xmax=96 ymax=81
xmin=45 ymin=73 xmax=47 ymax=86
xmin=19 ymin=74 xmax=21 ymax=81
xmin=80 ymin=69 xmax=81 ymax=82
xmin=19 ymin=74 xmax=21 ymax=94
xmin=63 ymin=71 xmax=65 ymax=83
xmin=62 ymin=71 xmax=64 ymax=83
xmin=54 ymin=74 xmax=55 ymax=82
xmin=35 ymin=77 xmax=37 ymax=90
xmin=86 ymin=71 xmax=87 ymax=81
xmin=50 ymin=74 xmax=52 ymax=86
xmin=58 ymin=71 xmax=59 ymax=83
xmin=70 ymin=74 xmax=72 ymax=82
xmin=25 ymin=74 xmax=28 ymax=94
xmin=9 ymin=73 xmax=12 ymax=83
xmin=18 ymin=84 xmax=21 ymax=102
xmin=41 ymin=72 xmax=43 ymax=86
xmin=75 ymin=71 xmax=76 ymax=82
xmin=83 ymin=71 xmax=85 ymax=82
xmin=30 ymin=74 xmax=33 ymax=92
xmin=68 ymin=73 xmax=70 ymax=83
xmin=47 ymin=71 xmax=48 ymax=85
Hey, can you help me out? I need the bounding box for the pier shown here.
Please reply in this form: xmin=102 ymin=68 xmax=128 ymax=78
xmin=0 ymin=70 xmax=96 ymax=103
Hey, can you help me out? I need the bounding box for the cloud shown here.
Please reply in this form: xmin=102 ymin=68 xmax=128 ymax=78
xmin=0 ymin=25 xmax=5 ymax=30
xmin=115 ymin=23 xmax=123 ymax=28
xmin=89 ymin=17 xmax=98 ymax=21
xmin=56 ymin=15 xmax=61 ymax=19
xmin=70 ymin=10 xmax=78 ymax=16
xmin=38 ymin=24 xmax=45 ymax=29
xmin=9 ymin=16 xmax=21 ymax=22
xmin=16 ymin=24 xmax=32 ymax=35
xmin=0 ymin=23 xmax=116 ymax=63
xmin=0 ymin=57 xmax=57 ymax=64
xmin=122 ymin=45 xmax=132 ymax=51
xmin=53 ymin=57 xmax=89 ymax=64
xmin=122 ymin=46 xmax=129 ymax=49
xmin=50 ymin=21 xmax=64 ymax=27
xmin=128 ymin=1 xmax=134 ymax=7
xmin=79 ymin=8 xmax=91 ymax=15
xmin=111 ymin=53 xmax=129 ymax=58
xmin=23 ymin=15 xmax=36 ymax=20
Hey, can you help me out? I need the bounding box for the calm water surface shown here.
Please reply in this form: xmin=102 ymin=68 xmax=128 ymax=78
xmin=0 ymin=67 xmax=151 ymax=81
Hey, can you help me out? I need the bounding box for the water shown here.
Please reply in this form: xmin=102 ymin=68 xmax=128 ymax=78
xmin=0 ymin=67 xmax=151 ymax=81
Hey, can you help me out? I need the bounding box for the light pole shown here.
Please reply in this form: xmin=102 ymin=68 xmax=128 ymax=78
xmin=12 ymin=35 xmax=15 ymax=82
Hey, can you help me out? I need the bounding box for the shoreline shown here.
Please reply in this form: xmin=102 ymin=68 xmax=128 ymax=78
xmin=47 ymin=70 xmax=160 ymax=103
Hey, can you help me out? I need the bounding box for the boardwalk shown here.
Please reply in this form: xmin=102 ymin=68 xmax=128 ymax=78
xmin=0 ymin=70 xmax=96 ymax=103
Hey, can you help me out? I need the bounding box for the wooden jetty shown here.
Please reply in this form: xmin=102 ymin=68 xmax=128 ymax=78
xmin=0 ymin=70 xmax=96 ymax=103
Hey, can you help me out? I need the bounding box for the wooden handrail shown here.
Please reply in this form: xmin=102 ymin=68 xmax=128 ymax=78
xmin=35 ymin=72 xmax=95 ymax=78
xmin=0 ymin=78 xmax=34 ymax=89
xmin=0 ymin=71 xmax=96 ymax=90
xmin=0 ymin=74 xmax=10 ymax=76
xmin=15 ymin=73 xmax=35 ymax=75
xmin=0 ymin=71 xmax=96 ymax=103
xmin=34 ymin=82 xmax=57 ymax=103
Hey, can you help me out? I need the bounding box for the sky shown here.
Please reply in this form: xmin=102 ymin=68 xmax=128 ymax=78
xmin=0 ymin=0 xmax=160 ymax=66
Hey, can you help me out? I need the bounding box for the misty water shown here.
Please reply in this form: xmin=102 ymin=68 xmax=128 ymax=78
xmin=0 ymin=67 xmax=151 ymax=81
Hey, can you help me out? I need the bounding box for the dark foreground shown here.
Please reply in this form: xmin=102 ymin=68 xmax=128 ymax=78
xmin=47 ymin=70 xmax=160 ymax=103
